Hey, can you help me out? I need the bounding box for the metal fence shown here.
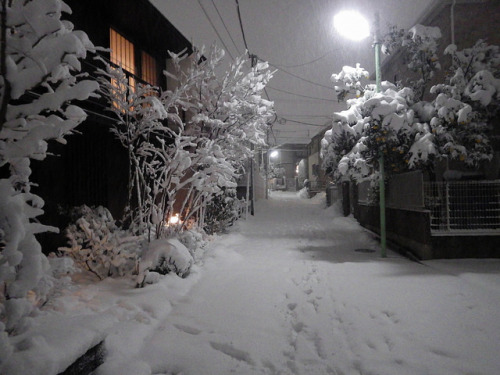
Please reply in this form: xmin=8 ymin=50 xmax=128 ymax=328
xmin=423 ymin=180 xmax=500 ymax=233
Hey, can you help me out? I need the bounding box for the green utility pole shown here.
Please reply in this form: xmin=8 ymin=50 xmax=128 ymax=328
xmin=374 ymin=12 xmax=387 ymax=257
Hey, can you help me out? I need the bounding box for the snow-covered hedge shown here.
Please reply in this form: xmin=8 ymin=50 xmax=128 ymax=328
xmin=59 ymin=206 xmax=140 ymax=280
xmin=136 ymin=238 xmax=194 ymax=288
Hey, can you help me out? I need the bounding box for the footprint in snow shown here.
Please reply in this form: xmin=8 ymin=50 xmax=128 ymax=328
xmin=209 ymin=341 xmax=254 ymax=365
xmin=173 ymin=323 xmax=202 ymax=335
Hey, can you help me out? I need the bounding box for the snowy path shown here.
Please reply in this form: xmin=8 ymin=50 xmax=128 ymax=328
xmin=103 ymin=192 xmax=500 ymax=375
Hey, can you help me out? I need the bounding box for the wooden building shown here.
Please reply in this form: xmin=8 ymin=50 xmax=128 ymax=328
xmin=31 ymin=0 xmax=192 ymax=252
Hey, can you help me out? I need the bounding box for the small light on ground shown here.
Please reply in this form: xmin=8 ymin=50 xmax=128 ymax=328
xmin=169 ymin=213 xmax=180 ymax=225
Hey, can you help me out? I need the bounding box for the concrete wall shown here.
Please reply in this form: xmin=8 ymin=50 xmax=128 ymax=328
xmin=351 ymin=183 xmax=500 ymax=259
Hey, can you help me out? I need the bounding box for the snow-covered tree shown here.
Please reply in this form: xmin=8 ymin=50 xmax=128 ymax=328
xmin=0 ymin=0 xmax=98 ymax=346
xmin=382 ymin=24 xmax=442 ymax=100
xmin=323 ymin=82 xmax=416 ymax=182
xmin=159 ymin=46 xmax=274 ymax=235
xmin=323 ymin=27 xmax=499 ymax=182
xmin=421 ymin=41 xmax=499 ymax=168
xmin=99 ymin=45 xmax=274 ymax=240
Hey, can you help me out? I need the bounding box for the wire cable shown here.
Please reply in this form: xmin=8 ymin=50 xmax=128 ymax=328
xmin=235 ymin=0 xmax=249 ymax=55
xmin=267 ymin=85 xmax=335 ymax=102
xmin=280 ymin=118 xmax=331 ymax=127
xmin=196 ymin=0 xmax=234 ymax=60
xmin=267 ymin=61 xmax=335 ymax=90
xmin=274 ymin=48 xmax=340 ymax=69
xmin=210 ymin=0 xmax=241 ymax=55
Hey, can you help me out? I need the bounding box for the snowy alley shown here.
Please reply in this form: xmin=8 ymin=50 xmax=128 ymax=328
xmin=94 ymin=192 xmax=500 ymax=375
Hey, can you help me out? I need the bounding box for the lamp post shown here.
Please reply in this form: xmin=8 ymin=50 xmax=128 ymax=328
xmin=334 ymin=10 xmax=387 ymax=257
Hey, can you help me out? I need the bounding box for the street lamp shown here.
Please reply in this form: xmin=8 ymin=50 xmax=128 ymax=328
xmin=334 ymin=10 xmax=386 ymax=257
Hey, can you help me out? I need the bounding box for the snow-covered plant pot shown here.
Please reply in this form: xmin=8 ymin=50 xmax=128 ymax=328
xmin=59 ymin=206 xmax=139 ymax=280
xmin=136 ymin=239 xmax=194 ymax=288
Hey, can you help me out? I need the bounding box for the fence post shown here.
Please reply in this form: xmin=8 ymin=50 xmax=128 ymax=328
xmin=445 ymin=182 xmax=451 ymax=231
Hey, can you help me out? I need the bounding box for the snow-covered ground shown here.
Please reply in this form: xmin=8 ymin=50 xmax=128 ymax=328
xmin=5 ymin=191 xmax=500 ymax=375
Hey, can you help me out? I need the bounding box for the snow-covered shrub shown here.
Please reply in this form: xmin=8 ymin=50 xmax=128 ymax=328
xmin=59 ymin=206 xmax=139 ymax=280
xmin=136 ymin=238 xmax=194 ymax=287
xmin=425 ymin=40 xmax=499 ymax=168
xmin=322 ymin=76 xmax=416 ymax=182
xmin=331 ymin=64 xmax=370 ymax=101
xmin=0 ymin=0 xmax=98 ymax=340
xmin=203 ymin=189 xmax=242 ymax=234
xmin=178 ymin=228 xmax=207 ymax=259
xmin=382 ymin=24 xmax=442 ymax=100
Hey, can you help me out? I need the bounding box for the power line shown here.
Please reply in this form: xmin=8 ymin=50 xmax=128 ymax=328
xmin=280 ymin=118 xmax=331 ymax=127
xmin=267 ymin=61 xmax=335 ymax=90
xmin=235 ymin=0 xmax=249 ymax=54
xmin=267 ymin=85 xmax=335 ymax=102
xmin=210 ymin=0 xmax=241 ymax=55
xmin=273 ymin=48 xmax=340 ymax=69
xmin=196 ymin=0 xmax=234 ymax=60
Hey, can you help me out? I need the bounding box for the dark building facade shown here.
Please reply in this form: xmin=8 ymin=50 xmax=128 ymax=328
xmin=31 ymin=0 xmax=192 ymax=252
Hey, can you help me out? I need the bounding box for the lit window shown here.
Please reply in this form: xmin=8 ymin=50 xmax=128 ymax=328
xmin=110 ymin=28 xmax=136 ymax=75
xmin=141 ymin=51 xmax=159 ymax=86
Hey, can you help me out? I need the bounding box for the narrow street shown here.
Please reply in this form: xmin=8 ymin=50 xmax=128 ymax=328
xmin=103 ymin=192 xmax=500 ymax=375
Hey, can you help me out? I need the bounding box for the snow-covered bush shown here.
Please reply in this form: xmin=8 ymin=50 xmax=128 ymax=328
xmin=136 ymin=238 xmax=194 ymax=287
xmin=424 ymin=40 xmax=499 ymax=168
xmin=59 ymin=206 xmax=139 ymax=280
xmin=0 ymin=0 xmax=98 ymax=340
xmin=203 ymin=189 xmax=242 ymax=234
xmin=321 ymin=76 xmax=416 ymax=182
xmin=382 ymin=24 xmax=442 ymax=100
xmin=178 ymin=228 xmax=207 ymax=259
xmin=331 ymin=63 xmax=370 ymax=101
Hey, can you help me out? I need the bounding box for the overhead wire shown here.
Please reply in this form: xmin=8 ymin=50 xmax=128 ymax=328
xmin=196 ymin=0 xmax=234 ymax=60
xmin=273 ymin=48 xmax=340 ymax=69
xmin=267 ymin=85 xmax=335 ymax=102
xmin=280 ymin=118 xmax=331 ymax=127
xmin=210 ymin=0 xmax=241 ymax=55
xmin=233 ymin=0 xmax=333 ymax=143
xmin=267 ymin=61 xmax=335 ymax=90
xmin=235 ymin=0 xmax=249 ymax=55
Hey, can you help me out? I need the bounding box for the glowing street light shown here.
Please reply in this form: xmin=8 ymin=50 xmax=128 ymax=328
xmin=333 ymin=10 xmax=370 ymax=41
xmin=270 ymin=150 xmax=279 ymax=158
xmin=334 ymin=10 xmax=386 ymax=257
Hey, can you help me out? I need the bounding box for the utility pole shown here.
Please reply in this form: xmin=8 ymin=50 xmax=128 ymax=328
xmin=374 ymin=12 xmax=387 ymax=258
xmin=249 ymin=54 xmax=258 ymax=215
